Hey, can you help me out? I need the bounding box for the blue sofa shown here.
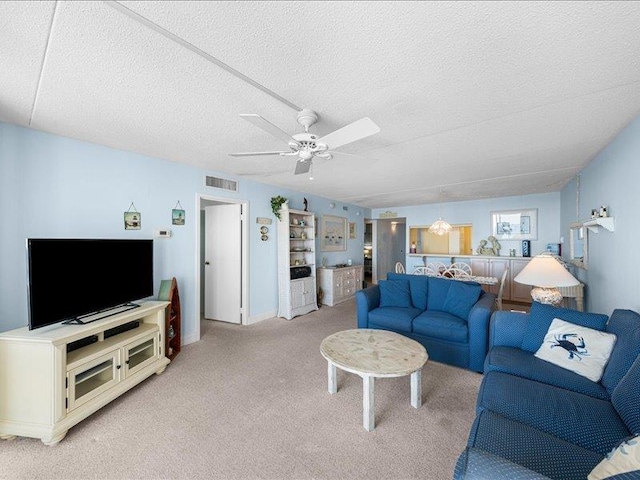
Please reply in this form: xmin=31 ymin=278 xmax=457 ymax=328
xmin=355 ymin=272 xmax=496 ymax=372
xmin=454 ymin=303 xmax=640 ymax=479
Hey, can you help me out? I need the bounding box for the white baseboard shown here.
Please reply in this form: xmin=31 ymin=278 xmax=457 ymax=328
xmin=245 ymin=310 xmax=277 ymax=325
xmin=182 ymin=333 xmax=198 ymax=346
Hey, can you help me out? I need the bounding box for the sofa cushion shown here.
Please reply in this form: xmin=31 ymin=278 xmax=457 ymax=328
xmin=368 ymin=306 xmax=422 ymax=333
xmin=534 ymin=318 xmax=617 ymax=382
xmin=611 ymin=354 xmax=640 ymax=435
xmin=427 ymin=276 xmax=452 ymax=312
xmin=602 ymin=309 xmax=640 ymax=396
xmin=521 ymin=302 xmax=609 ymax=353
xmin=467 ymin=409 xmax=604 ymax=480
xmin=478 ymin=371 xmax=630 ymax=455
xmin=485 ymin=346 xmax=609 ymax=400
xmin=412 ymin=310 xmax=468 ymax=343
xmin=378 ymin=279 xmax=413 ymax=308
xmin=588 ymin=435 xmax=640 ymax=480
xmin=388 ymin=272 xmax=429 ymax=310
xmin=454 ymin=447 xmax=553 ymax=480
xmin=442 ymin=280 xmax=483 ymax=320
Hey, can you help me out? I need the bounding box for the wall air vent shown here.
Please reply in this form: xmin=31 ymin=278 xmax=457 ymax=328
xmin=205 ymin=176 xmax=238 ymax=193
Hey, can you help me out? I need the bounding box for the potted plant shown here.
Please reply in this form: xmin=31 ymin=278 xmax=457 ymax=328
xmin=271 ymin=196 xmax=288 ymax=220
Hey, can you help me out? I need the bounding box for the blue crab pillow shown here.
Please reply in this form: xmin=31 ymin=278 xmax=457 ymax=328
xmin=534 ymin=318 xmax=617 ymax=382
xmin=588 ymin=435 xmax=640 ymax=480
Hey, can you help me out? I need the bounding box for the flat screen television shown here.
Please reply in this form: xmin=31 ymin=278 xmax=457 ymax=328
xmin=27 ymin=239 xmax=154 ymax=330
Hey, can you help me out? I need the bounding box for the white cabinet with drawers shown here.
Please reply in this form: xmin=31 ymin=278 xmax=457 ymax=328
xmin=317 ymin=265 xmax=364 ymax=306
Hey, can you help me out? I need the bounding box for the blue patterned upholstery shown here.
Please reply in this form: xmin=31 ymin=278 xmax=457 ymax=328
xmin=489 ymin=310 xmax=529 ymax=348
xmin=411 ymin=310 xmax=468 ymax=343
xmin=612 ymin=354 xmax=640 ymax=434
xmin=457 ymin=307 xmax=640 ymax=480
xmin=606 ymin=473 xmax=640 ymax=480
xmin=602 ymin=309 xmax=640 ymax=395
xmin=355 ymin=272 xmax=495 ymax=372
xmin=426 ymin=276 xmax=451 ymax=311
xmin=388 ymin=273 xmax=429 ymax=310
xmin=521 ymin=302 xmax=609 ymax=353
xmin=485 ymin=346 xmax=610 ymax=400
xmin=442 ymin=280 xmax=482 ymax=319
xmin=378 ymin=279 xmax=413 ymax=307
xmin=477 ymin=371 xmax=630 ymax=455
xmin=467 ymin=410 xmax=603 ymax=480
xmin=454 ymin=447 xmax=552 ymax=480
xmin=367 ymin=306 xmax=421 ymax=333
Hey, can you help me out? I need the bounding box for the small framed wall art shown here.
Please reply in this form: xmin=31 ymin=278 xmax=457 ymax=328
xmin=490 ymin=208 xmax=538 ymax=240
xmin=124 ymin=202 xmax=141 ymax=230
xmin=172 ymin=201 xmax=185 ymax=226
xmin=321 ymin=215 xmax=347 ymax=252
xmin=348 ymin=222 xmax=357 ymax=239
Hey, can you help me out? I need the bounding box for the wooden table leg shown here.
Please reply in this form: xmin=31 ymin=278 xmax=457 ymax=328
xmin=327 ymin=361 xmax=337 ymax=394
xmin=363 ymin=375 xmax=375 ymax=431
xmin=411 ymin=368 xmax=422 ymax=408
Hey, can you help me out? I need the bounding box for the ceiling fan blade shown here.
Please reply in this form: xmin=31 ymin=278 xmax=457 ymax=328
xmin=317 ymin=117 xmax=380 ymax=150
xmin=294 ymin=159 xmax=312 ymax=175
xmin=229 ymin=151 xmax=288 ymax=157
xmin=240 ymin=114 xmax=299 ymax=145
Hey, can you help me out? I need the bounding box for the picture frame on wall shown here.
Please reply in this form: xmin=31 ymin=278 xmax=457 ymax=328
xmin=124 ymin=212 xmax=141 ymax=230
xmin=490 ymin=208 xmax=538 ymax=240
xmin=348 ymin=222 xmax=356 ymax=239
xmin=321 ymin=215 xmax=347 ymax=251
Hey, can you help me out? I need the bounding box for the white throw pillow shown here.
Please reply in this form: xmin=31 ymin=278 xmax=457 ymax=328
xmin=588 ymin=435 xmax=640 ymax=480
xmin=534 ymin=318 xmax=617 ymax=382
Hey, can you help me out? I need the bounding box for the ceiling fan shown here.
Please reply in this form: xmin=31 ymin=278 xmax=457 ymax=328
xmin=229 ymin=109 xmax=380 ymax=177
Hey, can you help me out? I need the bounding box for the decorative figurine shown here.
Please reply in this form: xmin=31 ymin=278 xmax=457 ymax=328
xmin=477 ymin=237 xmax=501 ymax=256
xmin=303 ymin=197 xmax=308 ymax=211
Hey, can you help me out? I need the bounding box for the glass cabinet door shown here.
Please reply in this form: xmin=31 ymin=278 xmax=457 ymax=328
xmin=124 ymin=332 xmax=159 ymax=377
xmin=67 ymin=349 xmax=121 ymax=411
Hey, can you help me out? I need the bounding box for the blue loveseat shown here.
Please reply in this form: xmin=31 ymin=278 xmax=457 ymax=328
xmin=355 ymin=272 xmax=496 ymax=372
xmin=455 ymin=303 xmax=640 ymax=479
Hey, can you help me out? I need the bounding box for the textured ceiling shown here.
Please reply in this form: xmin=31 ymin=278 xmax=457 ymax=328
xmin=2 ymin=1 xmax=640 ymax=208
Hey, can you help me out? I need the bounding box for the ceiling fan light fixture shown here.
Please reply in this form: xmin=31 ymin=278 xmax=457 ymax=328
xmin=428 ymin=218 xmax=452 ymax=236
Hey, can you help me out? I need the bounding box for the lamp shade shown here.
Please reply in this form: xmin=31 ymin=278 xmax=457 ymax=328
xmin=514 ymin=254 xmax=579 ymax=288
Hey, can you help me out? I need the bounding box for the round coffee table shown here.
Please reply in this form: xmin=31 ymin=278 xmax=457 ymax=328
xmin=320 ymin=328 xmax=428 ymax=431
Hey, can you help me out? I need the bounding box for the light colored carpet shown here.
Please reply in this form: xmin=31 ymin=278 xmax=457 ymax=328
xmin=0 ymin=299 xmax=482 ymax=479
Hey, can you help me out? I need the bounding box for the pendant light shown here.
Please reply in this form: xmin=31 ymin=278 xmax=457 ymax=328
xmin=428 ymin=189 xmax=452 ymax=236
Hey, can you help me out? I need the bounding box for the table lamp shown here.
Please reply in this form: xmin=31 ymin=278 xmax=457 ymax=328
xmin=513 ymin=253 xmax=579 ymax=306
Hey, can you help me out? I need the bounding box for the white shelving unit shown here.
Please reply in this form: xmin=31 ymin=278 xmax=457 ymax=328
xmin=277 ymin=207 xmax=318 ymax=320
xmin=0 ymin=301 xmax=169 ymax=445
xmin=582 ymin=217 xmax=615 ymax=233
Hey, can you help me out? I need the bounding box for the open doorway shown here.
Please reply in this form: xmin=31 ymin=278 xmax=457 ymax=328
xmin=195 ymin=194 xmax=249 ymax=340
xmin=375 ymin=218 xmax=406 ymax=281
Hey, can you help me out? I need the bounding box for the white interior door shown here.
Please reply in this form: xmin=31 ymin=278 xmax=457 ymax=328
xmin=204 ymin=204 xmax=242 ymax=323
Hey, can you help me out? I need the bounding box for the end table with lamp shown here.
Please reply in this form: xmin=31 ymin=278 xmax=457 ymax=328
xmin=513 ymin=253 xmax=580 ymax=307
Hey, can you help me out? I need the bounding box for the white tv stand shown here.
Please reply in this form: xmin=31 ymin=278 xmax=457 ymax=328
xmin=0 ymin=301 xmax=170 ymax=445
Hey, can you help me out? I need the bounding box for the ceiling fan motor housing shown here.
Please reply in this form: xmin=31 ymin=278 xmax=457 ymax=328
xmin=296 ymin=109 xmax=319 ymax=131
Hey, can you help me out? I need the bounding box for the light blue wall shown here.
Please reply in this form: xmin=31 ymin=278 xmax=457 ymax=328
xmin=560 ymin=115 xmax=640 ymax=315
xmin=372 ymin=192 xmax=561 ymax=273
xmin=0 ymin=123 xmax=370 ymax=337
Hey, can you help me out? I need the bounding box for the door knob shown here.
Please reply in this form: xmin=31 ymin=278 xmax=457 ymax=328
xmin=205 ymin=261 xmax=210 ymax=265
